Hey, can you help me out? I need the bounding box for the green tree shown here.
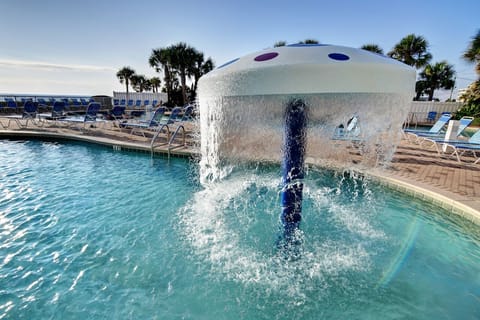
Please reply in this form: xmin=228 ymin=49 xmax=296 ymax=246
xmin=150 ymin=43 xmax=212 ymax=105
xmin=168 ymin=42 xmax=198 ymax=105
xmin=149 ymin=47 xmax=176 ymax=104
xmin=298 ymin=39 xmax=319 ymax=44
xmin=150 ymin=77 xmax=161 ymax=93
xmin=458 ymin=30 xmax=480 ymax=120
xmin=274 ymin=41 xmax=287 ymax=47
xmin=188 ymin=51 xmax=214 ymax=100
xmin=417 ymin=61 xmax=455 ymax=101
xmin=116 ymin=66 xmax=135 ymax=100
xmin=361 ymin=44 xmax=384 ymax=54
xmin=388 ymin=34 xmax=432 ymax=68
xmin=463 ymin=29 xmax=480 ymax=75
xmin=130 ymin=75 xmax=151 ymax=92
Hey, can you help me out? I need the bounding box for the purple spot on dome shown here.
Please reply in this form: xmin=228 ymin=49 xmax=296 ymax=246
xmin=217 ymin=58 xmax=239 ymax=69
xmin=328 ymin=53 xmax=350 ymax=61
xmin=254 ymin=52 xmax=279 ymax=62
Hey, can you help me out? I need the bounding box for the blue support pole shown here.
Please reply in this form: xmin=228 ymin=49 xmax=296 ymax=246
xmin=280 ymin=99 xmax=307 ymax=243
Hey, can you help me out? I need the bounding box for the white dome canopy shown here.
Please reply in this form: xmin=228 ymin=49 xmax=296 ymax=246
xmin=199 ymin=44 xmax=415 ymax=97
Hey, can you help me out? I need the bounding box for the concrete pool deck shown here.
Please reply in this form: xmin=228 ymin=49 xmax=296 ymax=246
xmin=0 ymin=119 xmax=479 ymax=224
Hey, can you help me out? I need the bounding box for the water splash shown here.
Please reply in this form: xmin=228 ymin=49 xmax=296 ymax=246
xmin=179 ymin=168 xmax=385 ymax=299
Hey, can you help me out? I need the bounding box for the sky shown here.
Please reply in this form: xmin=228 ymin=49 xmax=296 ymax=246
xmin=0 ymin=0 xmax=478 ymax=100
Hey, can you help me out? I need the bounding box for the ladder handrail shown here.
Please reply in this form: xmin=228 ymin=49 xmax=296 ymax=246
xmin=150 ymin=124 xmax=170 ymax=157
xmin=167 ymin=125 xmax=186 ymax=158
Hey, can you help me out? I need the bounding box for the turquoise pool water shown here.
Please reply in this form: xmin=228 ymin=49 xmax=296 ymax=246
xmin=0 ymin=139 xmax=479 ymax=319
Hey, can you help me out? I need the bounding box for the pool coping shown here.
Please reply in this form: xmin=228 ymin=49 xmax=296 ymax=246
xmin=1 ymin=129 xmax=479 ymax=226
xmin=0 ymin=129 xmax=199 ymax=159
xmin=367 ymin=171 xmax=480 ymax=225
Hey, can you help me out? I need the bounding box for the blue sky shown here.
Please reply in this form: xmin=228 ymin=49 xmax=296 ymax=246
xmin=0 ymin=0 xmax=478 ymax=100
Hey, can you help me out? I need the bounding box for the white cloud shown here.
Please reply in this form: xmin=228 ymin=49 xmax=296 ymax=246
xmin=0 ymin=58 xmax=116 ymax=72
xmin=0 ymin=58 xmax=122 ymax=95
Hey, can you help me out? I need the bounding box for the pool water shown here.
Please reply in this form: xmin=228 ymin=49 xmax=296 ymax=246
xmin=0 ymin=140 xmax=479 ymax=319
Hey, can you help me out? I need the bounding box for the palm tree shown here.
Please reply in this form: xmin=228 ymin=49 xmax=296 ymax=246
xmin=150 ymin=47 xmax=175 ymax=104
xmin=463 ymin=29 xmax=480 ymax=75
xmin=116 ymin=66 xmax=135 ymax=100
xmin=168 ymin=42 xmax=198 ymax=104
xmin=130 ymin=75 xmax=150 ymax=92
xmin=361 ymin=44 xmax=384 ymax=54
xmin=189 ymin=51 xmax=214 ymax=100
xmin=388 ymin=34 xmax=432 ymax=69
xmin=150 ymin=77 xmax=161 ymax=93
xmin=418 ymin=61 xmax=455 ymax=101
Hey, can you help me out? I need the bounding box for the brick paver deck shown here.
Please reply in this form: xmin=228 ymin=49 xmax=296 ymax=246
xmin=371 ymin=138 xmax=480 ymax=222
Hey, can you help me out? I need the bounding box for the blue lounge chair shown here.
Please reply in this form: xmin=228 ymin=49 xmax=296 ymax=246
xmin=3 ymin=98 xmax=18 ymax=113
xmin=80 ymin=98 xmax=89 ymax=106
xmin=36 ymin=98 xmax=50 ymax=112
xmin=110 ymin=105 xmax=126 ymax=120
xmin=404 ymin=113 xmax=452 ymax=143
xmin=332 ymin=115 xmax=361 ymax=141
xmin=134 ymin=100 xmax=142 ymax=108
xmin=1 ymin=101 xmax=38 ymax=128
xmin=180 ymin=105 xmax=194 ymax=121
xmin=38 ymin=101 xmax=66 ymax=122
xmin=415 ymin=116 xmax=474 ymax=142
xmin=426 ymin=111 xmax=437 ymax=123
xmin=166 ymin=106 xmax=183 ymax=123
xmin=37 ymin=98 xmax=48 ymax=105
xmin=439 ymin=129 xmax=480 ymax=164
xmin=404 ymin=113 xmax=452 ymax=135
xmin=108 ymin=105 xmax=126 ymax=130
xmin=120 ymin=106 xmax=168 ymax=136
xmin=58 ymin=102 xmax=104 ymax=129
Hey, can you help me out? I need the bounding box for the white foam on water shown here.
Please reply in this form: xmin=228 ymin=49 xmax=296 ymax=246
xmin=179 ymin=172 xmax=383 ymax=299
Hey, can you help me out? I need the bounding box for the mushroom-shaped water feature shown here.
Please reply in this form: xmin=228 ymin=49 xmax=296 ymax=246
xmin=198 ymin=44 xmax=415 ymax=242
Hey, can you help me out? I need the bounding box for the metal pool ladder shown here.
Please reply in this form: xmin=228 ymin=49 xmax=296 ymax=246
xmin=150 ymin=124 xmax=187 ymax=159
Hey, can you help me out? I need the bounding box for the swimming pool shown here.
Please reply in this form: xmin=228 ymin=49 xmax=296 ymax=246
xmin=0 ymin=139 xmax=479 ymax=319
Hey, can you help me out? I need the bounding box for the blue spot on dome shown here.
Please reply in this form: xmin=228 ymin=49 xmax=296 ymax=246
xmin=217 ymin=58 xmax=239 ymax=69
xmin=328 ymin=53 xmax=350 ymax=61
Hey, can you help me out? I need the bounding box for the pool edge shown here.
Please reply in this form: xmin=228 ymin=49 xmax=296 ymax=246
xmin=1 ymin=129 xmax=479 ymax=226
xmin=368 ymin=171 xmax=480 ymax=225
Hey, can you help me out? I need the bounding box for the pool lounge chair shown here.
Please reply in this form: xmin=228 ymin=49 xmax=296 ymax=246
xmin=122 ymin=107 xmax=183 ymax=137
xmin=58 ymin=102 xmax=104 ymax=129
xmin=1 ymin=101 xmax=38 ymax=129
xmin=110 ymin=105 xmax=126 ymax=120
xmin=38 ymin=101 xmax=67 ymax=123
xmin=416 ymin=116 xmax=475 ymax=146
xmin=36 ymin=98 xmax=50 ymax=112
xmin=107 ymin=105 xmax=126 ymax=130
xmin=80 ymin=98 xmax=89 ymax=106
xmin=120 ymin=106 xmax=168 ymax=137
xmin=2 ymin=99 xmax=18 ymax=113
xmin=332 ymin=115 xmax=361 ymax=141
xmin=404 ymin=113 xmax=452 ymax=142
xmin=437 ymin=129 xmax=480 ymax=164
